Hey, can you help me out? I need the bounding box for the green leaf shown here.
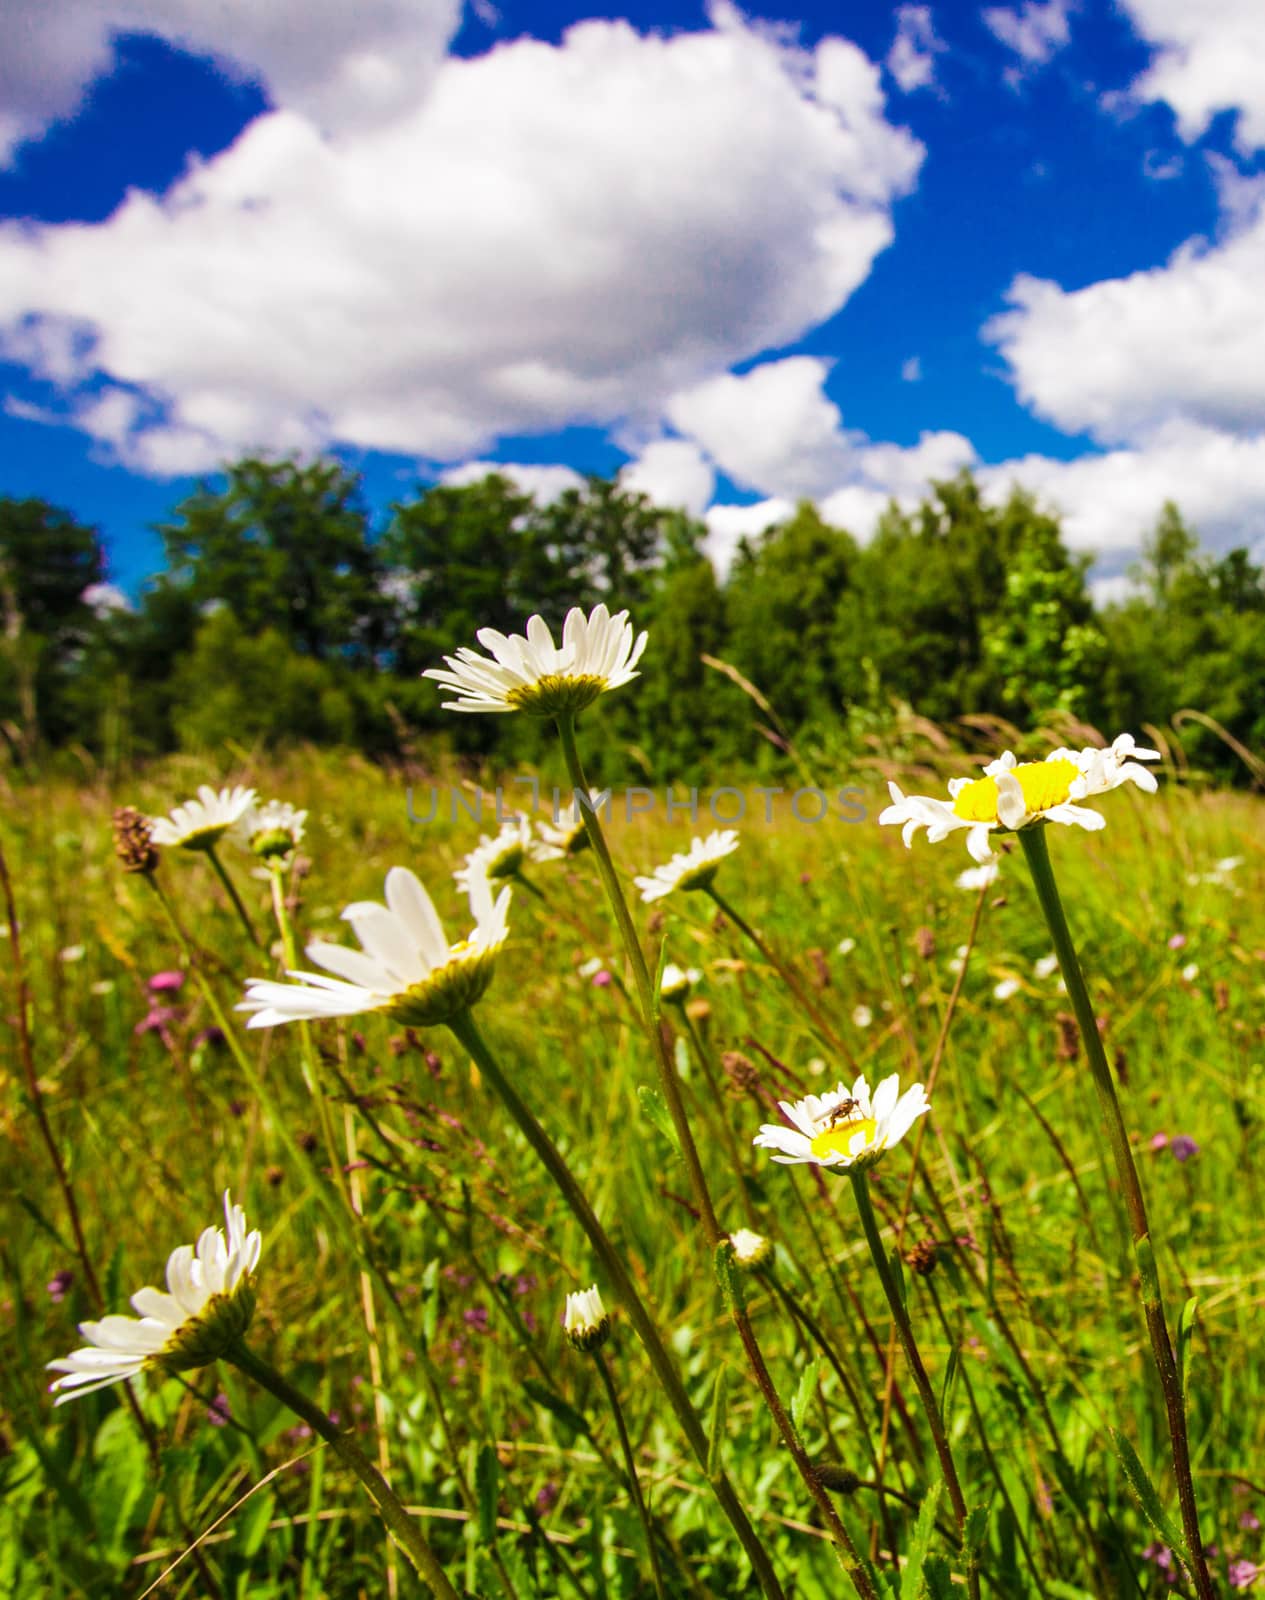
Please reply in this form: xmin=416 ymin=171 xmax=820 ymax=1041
xmin=707 ymin=1366 xmax=730 ymax=1480
xmin=638 ymin=1085 xmax=682 ymax=1160
xmin=791 ymin=1356 xmax=820 ymax=1438
xmin=901 ymin=1482 xmax=942 ymax=1600
xmin=1134 ymin=1235 xmax=1162 ymax=1309
xmin=234 ymin=1488 xmax=275 ymax=1559
xmin=1177 ymin=1296 xmax=1200 ymax=1395
xmin=522 ymin=1379 xmax=591 ymax=1441
xmin=922 ymin=1555 xmax=956 ymax=1600
xmin=475 ymin=1442 xmax=499 ymax=1545
xmin=421 ymin=1258 xmax=440 ymax=1348
xmin=1109 ymin=1427 xmax=1187 ymax=1560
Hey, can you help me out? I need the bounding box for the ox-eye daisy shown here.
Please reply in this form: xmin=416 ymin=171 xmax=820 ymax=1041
xmin=235 ymin=799 xmax=306 ymax=860
xmin=754 ymin=1074 xmax=929 ymax=1171
xmin=454 ymin=816 xmax=549 ymax=890
xmin=880 ymin=734 xmax=1160 ymax=864
xmin=536 ymin=791 xmax=606 ymax=858
xmin=150 ymin=785 xmax=257 ymax=851
xmin=635 ymin=831 xmax=740 ymax=903
xmin=563 ymin=1285 xmax=611 ymax=1353
xmin=240 ymin=867 xmax=510 ymax=1029
xmin=48 ymin=1193 xmax=260 ymax=1403
xmin=425 ymin=604 xmax=647 ymax=717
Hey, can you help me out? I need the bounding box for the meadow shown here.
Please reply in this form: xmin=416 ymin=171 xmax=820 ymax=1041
xmin=1 ymin=723 xmax=1263 ymax=1597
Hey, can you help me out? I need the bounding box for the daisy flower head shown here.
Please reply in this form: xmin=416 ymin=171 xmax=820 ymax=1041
xmin=879 ymin=735 xmax=1160 ymax=864
xmin=150 ymin=785 xmax=257 ymax=852
xmin=754 ymin=1074 xmax=930 ymax=1172
xmin=239 ymin=866 xmax=510 ymax=1030
xmin=635 ymin=830 xmax=740 ymax=904
xmin=563 ymin=1284 xmax=611 ymax=1353
xmin=48 ymin=1193 xmax=260 ymax=1404
xmin=453 ymin=816 xmax=543 ymax=891
xmin=235 ymin=799 xmax=307 ymax=861
xmin=536 ymin=790 xmax=606 ymax=859
xmin=729 ymin=1229 xmax=771 ymax=1271
xmin=425 ymin=604 xmax=648 ymax=718
xmin=659 ymin=962 xmax=702 ymax=1003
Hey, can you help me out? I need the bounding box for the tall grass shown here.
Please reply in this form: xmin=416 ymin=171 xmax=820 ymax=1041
xmin=1 ymin=745 xmax=1262 ymax=1596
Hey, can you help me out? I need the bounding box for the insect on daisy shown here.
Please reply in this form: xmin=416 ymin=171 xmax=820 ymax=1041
xmin=48 ymin=1193 xmax=260 ymax=1403
xmin=425 ymin=604 xmax=648 ymax=717
xmin=754 ymin=1075 xmax=930 ymax=1171
xmin=239 ymin=866 xmax=510 ymax=1029
xmin=880 ymin=734 xmax=1160 ymax=864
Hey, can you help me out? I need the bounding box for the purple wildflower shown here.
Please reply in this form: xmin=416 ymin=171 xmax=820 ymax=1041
xmin=46 ymin=1269 xmax=74 ymax=1304
xmin=148 ymin=970 xmax=185 ymax=993
xmin=1170 ymin=1135 xmax=1199 ymax=1163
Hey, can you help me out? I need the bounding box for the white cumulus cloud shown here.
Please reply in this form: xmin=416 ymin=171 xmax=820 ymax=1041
xmin=982 ymin=0 xmax=1072 ymax=66
xmin=1118 ymin=0 xmax=1265 ymax=153
xmin=438 ymin=461 xmax=586 ymax=503
xmin=619 ymin=439 xmax=715 ymax=517
xmin=885 ymin=5 xmax=947 ymax=94
xmin=986 ymin=190 xmax=1265 ymax=444
xmin=980 ymin=421 xmax=1265 ymax=557
xmin=0 ymin=7 xmax=922 ymax=474
xmin=0 ymin=0 xmax=462 ymax=162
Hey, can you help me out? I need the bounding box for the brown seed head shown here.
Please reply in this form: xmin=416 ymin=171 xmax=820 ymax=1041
xmin=112 ymin=807 xmax=159 ymax=875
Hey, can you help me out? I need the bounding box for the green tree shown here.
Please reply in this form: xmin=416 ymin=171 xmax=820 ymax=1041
xmin=159 ymin=458 xmax=385 ymax=664
xmin=0 ymin=496 xmax=105 ymax=751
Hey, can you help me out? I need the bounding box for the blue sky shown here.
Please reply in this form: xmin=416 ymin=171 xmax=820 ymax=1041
xmin=2 ymin=0 xmax=1263 ymax=596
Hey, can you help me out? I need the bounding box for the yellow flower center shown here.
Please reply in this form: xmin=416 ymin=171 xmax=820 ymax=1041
xmin=505 ymin=672 xmax=609 ymax=716
xmin=810 ymin=1116 xmax=877 ymax=1161
xmin=952 ymin=759 xmax=1078 ymax=824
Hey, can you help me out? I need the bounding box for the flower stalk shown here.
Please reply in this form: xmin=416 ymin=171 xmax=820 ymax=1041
xmin=848 ymin=1170 xmax=978 ymax=1600
xmin=446 ymin=1007 xmax=786 ymax=1599
xmin=226 ymin=1339 xmax=458 ymax=1598
xmin=1018 ymin=825 xmax=1213 ymax=1599
xmin=207 ymin=842 xmax=262 ymax=947
xmin=592 ymin=1348 xmax=669 ymax=1600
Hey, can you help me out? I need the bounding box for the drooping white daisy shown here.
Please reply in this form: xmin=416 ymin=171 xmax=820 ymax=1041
xmin=425 ymin=604 xmax=648 ymax=717
xmin=535 ymin=791 xmax=606 ymax=859
xmin=993 ymin=977 xmax=1021 ymax=1001
xmin=955 ymin=860 xmax=999 ymax=891
xmin=563 ymin=1285 xmax=611 ymax=1352
xmin=453 ymin=817 xmax=546 ymax=891
xmin=729 ymin=1229 xmax=771 ymax=1270
xmin=635 ymin=831 xmax=740 ymax=903
xmin=754 ymin=1074 xmax=930 ymax=1171
xmin=48 ymin=1193 xmax=260 ymax=1404
xmin=1033 ymin=953 xmax=1060 ymax=980
xmin=879 ymin=736 xmax=1160 ymax=864
xmin=659 ymin=962 xmax=702 ymax=1003
xmin=150 ymin=785 xmax=257 ymax=851
xmin=239 ymin=867 xmax=510 ymax=1029
xmin=234 ymin=799 xmax=307 ymax=860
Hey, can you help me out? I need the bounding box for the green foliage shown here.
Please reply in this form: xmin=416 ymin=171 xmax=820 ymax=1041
xmin=5 ymin=460 xmax=1265 ymax=784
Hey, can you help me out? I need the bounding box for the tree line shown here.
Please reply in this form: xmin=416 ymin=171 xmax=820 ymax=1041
xmin=2 ymin=457 xmax=1262 ymax=782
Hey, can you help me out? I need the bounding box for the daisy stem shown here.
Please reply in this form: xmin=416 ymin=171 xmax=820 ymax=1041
xmin=446 ymin=1007 xmax=788 ymax=1600
xmin=554 ymin=712 xmax=721 ymax=1242
xmin=226 ymin=1338 xmax=458 ymax=1598
xmin=205 ymin=843 xmax=263 ymax=948
xmin=848 ymin=1169 xmax=978 ymax=1599
xmin=1018 ymin=825 xmax=1213 ymax=1599
xmin=704 ymin=885 xmax=853 ymax=1064
xmin=592 ymin=1349 xmax=669 ymax=1600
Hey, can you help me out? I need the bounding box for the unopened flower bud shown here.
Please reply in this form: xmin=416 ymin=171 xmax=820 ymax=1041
xmin=815 ymin=1462 xmax=862 ymax=1495
xmin=563 ymin=1285 xmax=610 ymax=1353
xmin=729 ymin=1229 xmax=771 ymax=1271
xmin=905 ymin=1238 xmax=939 ymax=1277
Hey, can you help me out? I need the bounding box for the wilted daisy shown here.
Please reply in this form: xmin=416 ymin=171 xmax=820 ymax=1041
xmin=635 ymin=830 xmax=740 ymax=903
xmin=880 ymin=736 xmax=1160 ymax=864
xmin=536 ymin=791 xmax=606 ymax=858
xmin=754 ymin=1074 xmax=930 ymax=1171
xmin=48 ymin=1193 xmax=260 ymax=1403
xmin=955 ymin=860 xmax=1000 ymax=891
xmin=563 ymin=1284 xmax=611 ymax=1353
xmin=425 ymin=604 xmax=648 ymax=717
xmin=150 ymin=785 xmax=257 ymax=851
xmin=454 ymin=816 xmax=545 ymax=890
xmin=729 ymin=1229 xmax=771 ymax=1270
xmin=239 ymin=867 xmax=510 ymax=1029
xmin=234 ymin=799 xmax=307 ymax=860
xmin=659 ymin=962 xmax=702 ymax=1003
